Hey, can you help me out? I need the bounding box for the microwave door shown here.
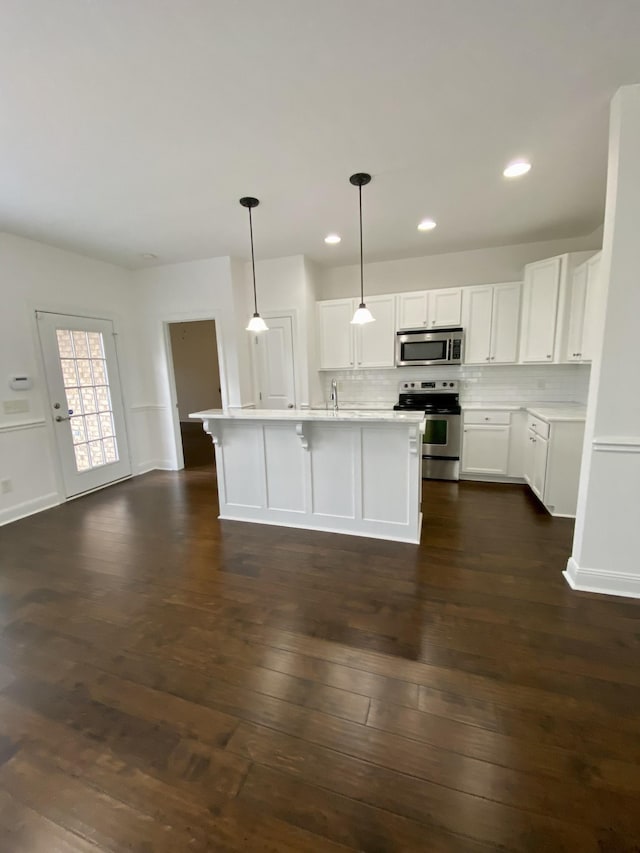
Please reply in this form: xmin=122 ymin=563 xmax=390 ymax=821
xmin=397 ymin=335 xmax=449 ymax=365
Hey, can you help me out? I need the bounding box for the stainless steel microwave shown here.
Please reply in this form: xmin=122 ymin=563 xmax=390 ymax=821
xmin=395 ymin=327 xmax=465 ymax=367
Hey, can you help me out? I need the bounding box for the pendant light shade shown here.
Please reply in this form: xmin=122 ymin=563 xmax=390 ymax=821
xmin=349 ymin=172 xmax=375 ymax=326
xmin=240 ymin=196 xmax=268 ymax=332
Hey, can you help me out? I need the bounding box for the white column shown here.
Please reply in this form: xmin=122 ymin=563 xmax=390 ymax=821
xmin=565 ymin=84 xmax=640 ymax=598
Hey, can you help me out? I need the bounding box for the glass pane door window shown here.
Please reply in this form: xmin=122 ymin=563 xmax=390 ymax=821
xmin=423 ymin=419 xmax=448 ymax=446
xmin=56 ymin=329 xmax=120 ymax=473
xmin=37 ymin=311 xmax=132 ymax=499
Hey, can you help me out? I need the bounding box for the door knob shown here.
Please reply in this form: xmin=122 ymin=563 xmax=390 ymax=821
xmin=55 ymin=415 xmax=71 ymax=422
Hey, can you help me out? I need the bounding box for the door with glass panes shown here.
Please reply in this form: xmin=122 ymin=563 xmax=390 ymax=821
xmin=37 ymin=312 xmax=132 ymax=497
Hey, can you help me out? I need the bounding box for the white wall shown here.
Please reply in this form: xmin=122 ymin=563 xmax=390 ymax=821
xmin=130 ymin=256 xmax=254 ymax=470
xmin=168 ymin=321 xmax=222 ymax=420
xmin=318 ymin=233 xmax=603 ymax=299
xmin=245 ymin=255 xmax=321 ymax=408
xmin=567 ymin=85 xmax=640 ymax=597
xmin=318 ymin=365 xmax=591 ymax=409
xmin=0 ymin=232 xmax=140 ymax=524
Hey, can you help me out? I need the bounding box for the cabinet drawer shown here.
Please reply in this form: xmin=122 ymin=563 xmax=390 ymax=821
xmin=464 ymin=410 xmax=511 ymax=426
xmin=527 ymin=415 xmax=550 ymax=439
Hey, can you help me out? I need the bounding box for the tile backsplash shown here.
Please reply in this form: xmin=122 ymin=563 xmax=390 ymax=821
xmin=320 ymin=364 xmax=591 ymax=407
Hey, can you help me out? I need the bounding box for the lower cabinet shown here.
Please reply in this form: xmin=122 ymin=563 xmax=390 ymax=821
xmin=524 ymin=414 xmax=585 ymax=517
xmin=461 ymin=410 xmax=513 ymax=477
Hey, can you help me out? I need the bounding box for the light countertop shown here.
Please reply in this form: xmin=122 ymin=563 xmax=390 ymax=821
xmin=525 ymin=404 xmax=587 ymax=423
xmin=190 ymin=408 xmax=426 ymax=425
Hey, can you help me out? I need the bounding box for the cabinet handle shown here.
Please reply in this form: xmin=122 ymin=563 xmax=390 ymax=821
xmin=546 ymin=354 xmax=552 ymax=359
xmin=484 ymin=417 xmax=489 ymax=421
xmin=485 ymin=356 xmax=490 ymax=361
xmin=577 ymin=352 xmax=582 ymax=357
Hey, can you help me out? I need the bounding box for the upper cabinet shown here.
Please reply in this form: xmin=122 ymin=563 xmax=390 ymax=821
xmin=428 ymin=288 xmax=462 ymax=328
xmin=518 ymin=252 xmax=595 ymax=364
xmin=519 ymin=256 xmax=562 ymax=363
xmin=355 ymin=295 xmax=396 ymax=367
xmin=397 ymin=291 xmax=428 ymax=329
xmin=566 ymin=253 xmax=602 ymax=363
xmin=462 ymin=282 xmax=521 ymax=364
xmin=318 ymin=295 xmax=396 ymax=369
xmin=397 ymin=288 xmax=462 ymax=330
xmin=318 ymin=299 xmax=355 ymax=369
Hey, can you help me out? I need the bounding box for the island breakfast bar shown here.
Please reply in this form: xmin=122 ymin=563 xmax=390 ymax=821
xmin=190 ymin=409 xmax=426 ymax=543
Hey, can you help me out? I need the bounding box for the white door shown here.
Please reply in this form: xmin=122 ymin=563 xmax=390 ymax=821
xmin=428 ymin=288 xmax=462 ymax=328
xmin=317 ymin=299 xmax=354 ymax=369
xmin=397 ymin=292 xmax=428 ymax=329
xmin=519 ymin=257 xmax=561 ymax=362
xmin=532 ymin=435 xmax=549 ymax=500
xmin=37 ymin=311 xmax=132 ymax=498
xmin=462 ymin=285 xmax=493 ymax=364
xmin=462 ymin=425 xmax=510 ymax=475
xmin=254 ymin=316 xmax=296 ymax=409
xmin=581 ymin=254 xmax=602 ymax=362
xmin=490 ymin=282 xmax=521 ymax=363
xmin=566 ymin=263 xmax=588 ymax=362
xmin=356 ymin=295 xmax=396 ymax=367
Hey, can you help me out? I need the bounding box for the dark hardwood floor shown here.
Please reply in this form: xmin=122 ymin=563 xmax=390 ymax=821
xmin=1 ymin=471 xmax=639 ymax=852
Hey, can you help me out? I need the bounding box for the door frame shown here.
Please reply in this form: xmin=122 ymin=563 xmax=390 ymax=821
xmin=30 ymin=302 xmax=133 ymax=503
xmin=250 ymin=310 xmax=298 ymax=410
xmin=162 ymin=311 xmax=228 ymax=471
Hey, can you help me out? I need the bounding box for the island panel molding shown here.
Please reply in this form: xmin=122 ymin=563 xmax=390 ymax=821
xmin=191 ymin=409 xmax=425 ymax=543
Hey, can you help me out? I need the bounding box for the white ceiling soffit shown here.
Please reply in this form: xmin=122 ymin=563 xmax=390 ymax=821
xmin=1 ymin=0 xmax=640 ymax=269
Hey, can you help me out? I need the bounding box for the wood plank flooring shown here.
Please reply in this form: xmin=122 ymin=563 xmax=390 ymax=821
xmin=1 ymin=470 xmax=639 ymax=852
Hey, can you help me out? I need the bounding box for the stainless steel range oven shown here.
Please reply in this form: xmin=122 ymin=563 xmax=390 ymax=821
xmin=393 ymin=380 xmax=461 ymax=480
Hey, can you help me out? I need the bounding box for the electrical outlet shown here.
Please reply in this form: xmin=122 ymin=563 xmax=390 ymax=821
xmin=0 ymin=479 xmax=12 ymax=495
xmin=2 ymin=399 xmax=29 ymax=415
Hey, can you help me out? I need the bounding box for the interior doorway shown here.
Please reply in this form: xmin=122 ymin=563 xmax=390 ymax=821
xmin=168 ymin=320 xmax=222 ymax=469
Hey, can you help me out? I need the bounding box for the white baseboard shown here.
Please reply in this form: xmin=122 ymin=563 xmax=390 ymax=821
xmin=135 ymin=459 xmax=178 ymax=474
xmin=0 ymin=492 xmax=61 ymax=526
xmin=460 ymin=474 xmax=526 ymax=484
xmin=564 ymin=557 xmax=640 ymax=599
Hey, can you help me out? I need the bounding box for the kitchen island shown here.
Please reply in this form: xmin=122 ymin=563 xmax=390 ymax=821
xmin=189 ymin=408 xmax=426 ymax=543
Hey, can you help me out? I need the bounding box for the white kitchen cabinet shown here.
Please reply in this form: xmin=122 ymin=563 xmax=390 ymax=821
xmin=428 ymin=288 xmax=462 ymax=328
xmin=462 ymin=282 xmax=521 ymax=364
xmin=355 ymin=295 xmax=396 ymax=367
xmin=318 ymin=295 xmax=395 ymax=369
xmin=519 ymin=257 xmax=562 ymax=363
xmin=462 ymin=424 xmax=510 ymax=476
xmin=318 ymin=299 xmax=355 ymax=369
xmin=567 ymin=252 xmax=602 ymax=363
xmin=523 ymin=412 xmax=585 ymax=517
xmin=519 ymin=252 xmax=595 ymax=364
xmin=397 ymin=291 xmax=428 ymax=329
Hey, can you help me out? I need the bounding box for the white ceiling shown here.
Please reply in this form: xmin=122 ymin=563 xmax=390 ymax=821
xmin=2 ymin=1 xmax=640 ymax=269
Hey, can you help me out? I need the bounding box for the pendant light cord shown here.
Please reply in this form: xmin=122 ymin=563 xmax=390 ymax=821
xmin=248 ymin=207 xmax=258 ymax=315
xmin=358 ymin=184 xmax=364 ymax=305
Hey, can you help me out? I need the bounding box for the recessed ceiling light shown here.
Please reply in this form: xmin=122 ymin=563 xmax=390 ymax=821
xmin=503 ymin=160 xmax=531 ymax=178
xmin=141 ymin=252 xmax=158 ymax=260
xmin=324 ymin=234 xmax=341 ymax=244
xmin=417 ymin=219 xmax=437 ymax=232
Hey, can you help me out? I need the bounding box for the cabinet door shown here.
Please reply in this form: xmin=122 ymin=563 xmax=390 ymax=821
xmin=566 ymin=263 xmax=588 ymax=362
xmin=318 ymin=299 xmax=354 ymax=369
xmin=523 ymin=429 xmax=536 ymax=486
xmin=397 ymin=292 xmax=428 ymax=329
xmin=519 ymin=257 xmax=561 ymax=362
xmin=356 ymin=295 xmax=395 ymax=367
xmin=462 ymin=286 xmax=493 ymax=364
xmin=531 ymin=435 xmax=549 ymax=501
xmin=581 ymin=254 xmax=602 ymax=362
xmin=490 ymin=282 xmax=521 ymax=363
xmin=428 ymin=288 xmax=462 ymax=328
xmin=462 ymin=425 xmax=510 ymax=475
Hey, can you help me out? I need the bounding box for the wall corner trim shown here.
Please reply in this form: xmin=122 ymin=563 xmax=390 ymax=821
xmin=564 ymin=557 xmax=640 ymax=599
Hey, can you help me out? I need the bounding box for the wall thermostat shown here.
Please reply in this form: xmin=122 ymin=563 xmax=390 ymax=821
xmin=9 ymin=375 xmax=32 ymax=391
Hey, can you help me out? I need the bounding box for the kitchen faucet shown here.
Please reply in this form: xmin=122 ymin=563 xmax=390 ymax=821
xmin=330 ymin=378 xmax=339 ymax=411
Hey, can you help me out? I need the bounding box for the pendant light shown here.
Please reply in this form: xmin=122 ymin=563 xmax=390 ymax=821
xmin=240 ymin=196 xmax=268 ymax=332
xmin=349 ymin=172 xmax=375 ymax=325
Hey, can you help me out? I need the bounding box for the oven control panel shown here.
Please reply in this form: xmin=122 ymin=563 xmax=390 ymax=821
xmin=399 ymin=380 xmax=459 ymax=393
